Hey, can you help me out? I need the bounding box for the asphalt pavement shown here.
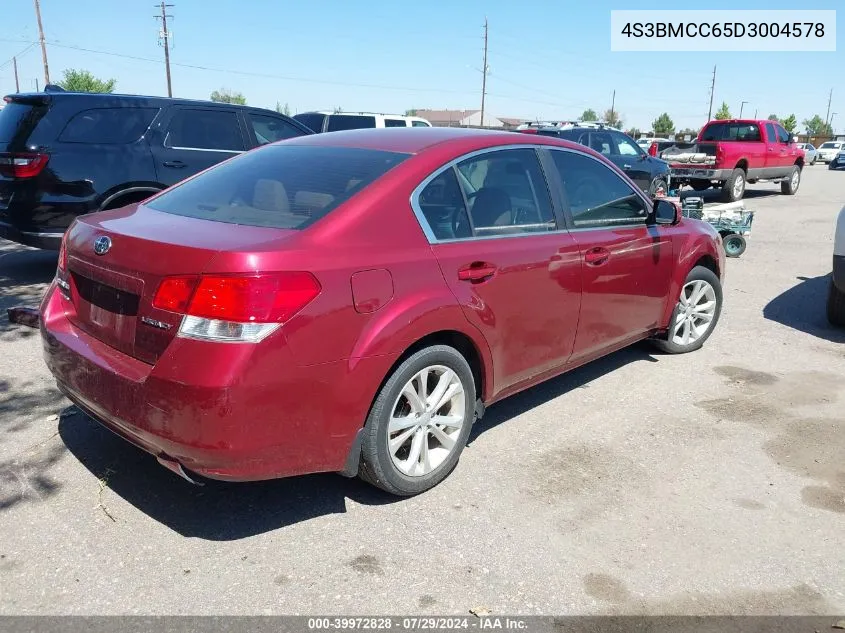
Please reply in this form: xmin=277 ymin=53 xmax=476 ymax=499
xmin=1 ymin=167 xmax=844 ymax=615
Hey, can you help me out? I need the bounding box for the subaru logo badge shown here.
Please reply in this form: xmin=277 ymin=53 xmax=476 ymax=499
xmin=93 ymin=236 xmax=111 ymax=256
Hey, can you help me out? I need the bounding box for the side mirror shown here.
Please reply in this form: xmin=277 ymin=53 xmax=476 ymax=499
xmin=789 ymin=135 xmax=798 ymax=144
xmin=646 ymin=199 xmax=680 ymax=226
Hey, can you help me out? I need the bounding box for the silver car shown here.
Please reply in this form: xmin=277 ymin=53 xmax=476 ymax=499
xmin=798 ymin=143 xmax=817 ymax=165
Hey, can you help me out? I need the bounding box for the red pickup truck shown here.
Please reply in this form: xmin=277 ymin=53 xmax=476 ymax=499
xmin=662 ymin=119 xmax=805 ymax=202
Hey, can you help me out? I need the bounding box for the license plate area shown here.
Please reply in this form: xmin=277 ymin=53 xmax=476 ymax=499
xmin=72 ymin=273 xmax=140 ymax=316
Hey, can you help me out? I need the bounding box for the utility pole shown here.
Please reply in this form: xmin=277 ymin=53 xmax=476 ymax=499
xmin=707 ymin=65 xmax=716 ymax=120
xmin=609 ymin=89 xmax=616 ymax=125
xmin=825 ymin=88 xmax=833 ymax=128
xmin=739 ymin=101 xmax=748 ymax=118
xmin=33 ymin=0 xmax=50 ymax=86
xmin=34 ymin=78 xmax=39 ymax=91
xmin=480 ymin=17 xmax=488 ymax=128
xmin=13 ymin=57 xmax=20 ymax=93
xmin=155 ymin=2 xmax=175 ymax=97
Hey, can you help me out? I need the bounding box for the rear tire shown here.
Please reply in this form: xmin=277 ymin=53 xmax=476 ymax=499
xmin=720 ymin=168 xmax=746 ymax=202
xmin=827 ymin=278 xmax=845 ymax=327
xmin=781 ymin=166 xmax=800 ymax=195
xmin=653 ymin=266 xmax=723 ymax=354
xmin=358 ymin=345 xmax=476 ymax=496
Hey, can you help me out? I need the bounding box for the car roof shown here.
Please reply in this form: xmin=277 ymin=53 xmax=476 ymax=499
xmin=281 ymin=126 xmax=589 ymax=155
xmin=4 ymin=91 xmax=286 ymax=115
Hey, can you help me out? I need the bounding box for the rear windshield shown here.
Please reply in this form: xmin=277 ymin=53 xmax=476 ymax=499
xmin=326 ymin=115 xmax=376 ymax=132
xmin=0 ymin=102 xmax=49 ymax=144
xmin=820 ymin=142 xmax=840 ymax=149
xmin=145 ymin=145 xmax=409 ymax=229
xmin=700 ymin=122 xmax=761 ymax=142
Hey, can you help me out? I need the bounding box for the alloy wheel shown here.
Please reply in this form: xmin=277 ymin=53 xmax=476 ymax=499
xmin=671 ymin=280 xmax=718 ymax=346
xmin=388 ymin=365 xmax=466 ymax=477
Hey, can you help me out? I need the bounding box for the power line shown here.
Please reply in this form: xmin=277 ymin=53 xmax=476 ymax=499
xmin=0 ymin=42 xmax=37 ymax=71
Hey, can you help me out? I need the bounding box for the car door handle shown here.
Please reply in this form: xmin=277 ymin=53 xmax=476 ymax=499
xmin=162 ymin=160 xmax=186 ymax=168
xmin=584 ymin=247 xmax=610 ymax=266
xmin=623 ymin=164 xmax=632 ymax=169
xmin=458 ymin=262 xmax=497 ymax=282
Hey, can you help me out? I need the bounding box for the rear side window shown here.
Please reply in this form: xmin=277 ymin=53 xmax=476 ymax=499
xmin=384 ymin=118 xmax=406 ymax=128
xmin=0 ymin=102 xmax=49 ymax=144
xmin=411 ymin=120 xmax=430 ymax=127
xmin=326 ymin=115 xmax=376 ymax=132
xmin=248 ymin=114 xmax=303 ymax=145
xmin=293 ymin=113 xmax=326 ymax=133
xmin=701 ymin=122 xmax=761 ymax=142
xmin=58 ymin=107 xmax=159 ymax=144
xmin=164 ymin=108 xmax=244 ymax=151
xmin=145 ymin=145 xmax=408 ymax=230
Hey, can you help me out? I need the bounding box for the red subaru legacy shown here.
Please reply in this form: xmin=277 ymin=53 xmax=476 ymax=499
xmin=39 ymin=127 xmax=725 ymax=495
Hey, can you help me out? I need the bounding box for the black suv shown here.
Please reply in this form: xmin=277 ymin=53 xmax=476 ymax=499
xmin=0 ymin=91 xmax=312 ymax=249
xmin=516 ymin=122 xmax=671 ymax=196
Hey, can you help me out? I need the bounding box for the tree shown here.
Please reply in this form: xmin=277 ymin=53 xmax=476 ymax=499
xmin=275 ymin=101 xmax=291 ymax=116
xmin=780 ymin=114 xmax=798 ymax=134
xmin=803 ymin=115 xmax=833 ymax=136
xmin=603 ymin=108 xmax=623 ymax=129
xmin=767 ymin=114 xmax=779 ymax=121
xmin=210 ymin=88 xmax=246 ymax=104
xmin=580 ymin=109 xmax=598 ymax=121
xmin=404 ymin=109 xmax=418 ymax=117
xmin=625 ymin=127 xmax=641 ymax=139
xmin=56 ymin=68 xmax=116 ymax=93
xmin=333 ymin=106 xmax=343 ymax=114
xmin=714 ymin=102 xmax=731 ymax=120
xmin=652 ymin=113 xmax=675 ymax=136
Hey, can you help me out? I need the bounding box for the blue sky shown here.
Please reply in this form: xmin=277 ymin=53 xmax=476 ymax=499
xmin=0 ymin=0 xmax=842 ymax=132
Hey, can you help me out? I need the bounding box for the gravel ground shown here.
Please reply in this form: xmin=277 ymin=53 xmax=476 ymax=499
xmin=1 ymin=167 xmax=844 ymax=616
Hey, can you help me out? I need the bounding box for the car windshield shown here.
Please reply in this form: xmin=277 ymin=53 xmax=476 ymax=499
xmin=145 ymin=145 xmax=409 ymax=230
xmin=700 ymin=123 xmax=761 ymax=142
xmin=820 ymin=142 xmax=840 ymax=149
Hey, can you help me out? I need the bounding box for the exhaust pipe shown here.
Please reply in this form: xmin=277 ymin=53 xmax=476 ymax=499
xmin=7 ymin=306 xmax=40 ymax=329
xmin=156 ymin=455 xmax=204 ymax=486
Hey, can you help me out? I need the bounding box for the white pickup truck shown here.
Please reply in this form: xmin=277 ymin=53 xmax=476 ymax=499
xmin=828 ymin=204 xmax=845 ymax=325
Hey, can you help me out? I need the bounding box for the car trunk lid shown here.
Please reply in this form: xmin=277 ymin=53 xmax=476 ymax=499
xmin=63 ymin=204 xmax=297 ymax=364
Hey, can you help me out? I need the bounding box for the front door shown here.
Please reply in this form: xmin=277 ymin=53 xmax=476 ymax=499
xmin=609 ymin=132 xmax=652 ymax=192
xmin=150 ymin=106 xmax=247 ymax=187
xmin=546 ymin=147 xmax=675 ymax=362
xmin=416 ymin=147 xmax=582 ymax=394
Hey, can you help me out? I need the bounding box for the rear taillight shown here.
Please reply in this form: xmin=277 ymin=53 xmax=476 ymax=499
xmin=0 ymin=153 xmax=49 ymax=178
xmin=55 ymin=233 xmax=71 ymax=294
xmin=648 ymin=142 xmax=658 ymax=157
xmin=153 ymin=272 xmax=321 ymax=343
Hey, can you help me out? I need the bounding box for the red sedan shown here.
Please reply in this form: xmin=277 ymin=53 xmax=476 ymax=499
xmin=39 ymin=127 xmax=726 ymax=495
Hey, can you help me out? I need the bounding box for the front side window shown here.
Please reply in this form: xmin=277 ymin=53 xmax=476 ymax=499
xmin=411 ymin=120 xmax=430 ymax=127
xmin=384 ymin=119 xmax=407 ymax=128
xmin=292 ymin=112 xmax=326 ymax=133
xmin=551 ymin=150 xmax=648 ymax=228
xmin=248 ymin=114 xmax=302 ymax=145
xmin=146 ymin=145 xmax=408 ymax=230
xmin=587 ymin=132 xmax=614 ymax=155
xmin=775 ymin=124 xmax=790 ymax=143
xmin=164 ymin=108 xmax=244 ymax=151
xmin=614 ymin=134 xmax=642 ymax=156
xmin=59 ymin=107 xmax=159 ymax=144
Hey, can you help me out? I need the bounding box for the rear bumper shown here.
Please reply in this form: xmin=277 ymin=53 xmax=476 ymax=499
xmin=39 ymin=284 xmax=394 ymax=482
xmin=0 ymin=221 xmax=63 ymax=250
xmin=669 ymin=166 xmax=729 ymax=182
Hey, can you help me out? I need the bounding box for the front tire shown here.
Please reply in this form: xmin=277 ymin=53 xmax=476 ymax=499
xmin=653 ymin=266 xmax=723 ymax=354
xmin=721 ymin=168 xmax=746 ymax=202
xmin=359 ymin=345 xmax=476 ymax=496
xmin=781 ymin=165 xmax=801 ymax=195
xmin=827 ymin=278 xmax=845 ymax=327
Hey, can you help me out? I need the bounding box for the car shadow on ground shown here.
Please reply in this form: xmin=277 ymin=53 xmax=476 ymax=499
xmin=57 ymin=344 xmax=657 ymax=540
xmin=763 ymin=274 xmax=845 ymax=344
xmin=0 ymin=243 xmax=57 ymax=342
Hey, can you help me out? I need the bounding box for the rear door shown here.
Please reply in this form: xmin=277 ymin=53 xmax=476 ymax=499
xmin=150 ymin=106 xmax=247 ymax=187
xmin=416 ymin=147 xmax=582 ymax=393
xmin=546 ymin=147 xmax=674 ymax=362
